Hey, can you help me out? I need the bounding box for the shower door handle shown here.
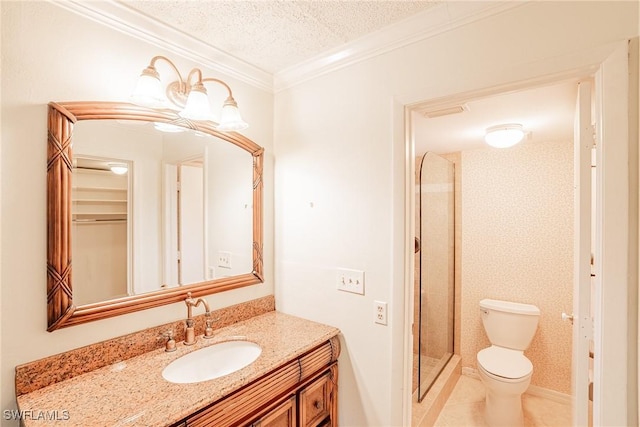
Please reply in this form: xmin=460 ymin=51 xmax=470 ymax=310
xmin=414 ymin=237 xmax=421 ymax=253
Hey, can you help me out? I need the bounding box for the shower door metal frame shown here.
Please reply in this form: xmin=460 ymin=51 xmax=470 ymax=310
xmin=416 ymin=152 xmax=455 ymax=403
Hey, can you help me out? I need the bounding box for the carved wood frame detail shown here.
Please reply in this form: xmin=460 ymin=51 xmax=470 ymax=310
xmin=46 ymin=101 xmax=264 ymax=331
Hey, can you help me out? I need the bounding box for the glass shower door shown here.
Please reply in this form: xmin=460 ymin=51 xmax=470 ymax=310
xmin=417 ymin=152 xmax=455 ymax=402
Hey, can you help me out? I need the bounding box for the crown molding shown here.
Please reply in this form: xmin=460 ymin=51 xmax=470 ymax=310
xmin=48 ymin=0 xmax=273 ymax=93
xmin=49 ymin=0 xmax=525 ymax=94
xmin=274 ymin=1 xmax=526 ymax=92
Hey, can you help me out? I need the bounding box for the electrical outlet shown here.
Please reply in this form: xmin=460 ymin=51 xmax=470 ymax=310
xmin=217 ymin=251 xmax=231 ymax=269
xmin=374 ymin=301 xmax=388 ymax=325
xmin=336 ymin=268 xmax=365 ymax=295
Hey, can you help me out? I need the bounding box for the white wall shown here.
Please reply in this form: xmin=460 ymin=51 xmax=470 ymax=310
xmin=206 ymin=140 xmax=254 ymax=278
xmin=0 ymin=1 xmax=274 ymax=420
xmin=274 ymin=2 xmax=638 ymax=426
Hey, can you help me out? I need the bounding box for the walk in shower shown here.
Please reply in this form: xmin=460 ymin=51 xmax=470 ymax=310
xmin=414 ymin=152 xmax=455 ymax=402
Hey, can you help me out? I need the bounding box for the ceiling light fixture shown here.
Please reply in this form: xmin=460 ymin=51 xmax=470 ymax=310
xmin=108 ymin=163 xmax=128 ymax=175
xmin=484 ymin=123 xmax=525 ymax=148
xmin=130 ymin=55 xmax=248 ymax=131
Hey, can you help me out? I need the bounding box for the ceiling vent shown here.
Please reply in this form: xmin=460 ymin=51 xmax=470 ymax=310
xmin=422 ymin=104 xmax=468 ymax=119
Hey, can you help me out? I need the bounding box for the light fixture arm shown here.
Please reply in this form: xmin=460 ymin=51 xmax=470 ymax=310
xmin=147 ymin=55 xmax=188 ymax=93
xmin=202 ymin=77 xmax=234 ymax=98
xmin=186 ymin=68 xmax=204 ymax=89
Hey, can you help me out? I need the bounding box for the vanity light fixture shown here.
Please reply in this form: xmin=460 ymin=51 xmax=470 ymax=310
xmin=484 ymin=123 xmax=525 ymax=148
xmin=108 ymin=163 xmax=128 ymax=175
xmin=130 ymin=55 xmax=248 ymax=131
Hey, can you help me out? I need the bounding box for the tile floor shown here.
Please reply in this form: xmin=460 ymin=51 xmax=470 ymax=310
xmin=433 ymin=375 xmax=573 ymax=427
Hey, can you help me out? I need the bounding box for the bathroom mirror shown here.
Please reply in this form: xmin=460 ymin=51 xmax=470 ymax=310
xmin=47 ymin=101 xmax=264 ymax=331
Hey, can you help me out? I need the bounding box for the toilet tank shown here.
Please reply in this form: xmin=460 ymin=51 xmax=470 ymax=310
xmin=480 ymin=299 xmax=540 ymax=351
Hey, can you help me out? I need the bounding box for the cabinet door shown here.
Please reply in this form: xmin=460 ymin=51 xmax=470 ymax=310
xmin=298 ymin=372 xmax=332 ymax=427
xmin=252 ymin=396 xmax=296 ymax=427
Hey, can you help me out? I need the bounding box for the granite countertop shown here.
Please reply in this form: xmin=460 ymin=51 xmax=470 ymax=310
xmin=16 ymin=312 xmax=340 ymax=426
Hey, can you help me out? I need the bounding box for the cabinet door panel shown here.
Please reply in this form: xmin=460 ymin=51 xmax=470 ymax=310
xmin=299 ymin=373 xmax=331 ymax=427
xmin=252 ymin=396 xmax=296 ymax=427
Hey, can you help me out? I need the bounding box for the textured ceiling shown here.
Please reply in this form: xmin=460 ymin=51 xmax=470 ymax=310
xmin=111 ymin=1 xmax=576 ymax=152
xmin=118 ymin=0 xmax=438 ymax=73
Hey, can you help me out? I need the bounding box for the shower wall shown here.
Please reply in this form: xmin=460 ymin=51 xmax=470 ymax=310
xmin=460 ymin=139 xmax=574 ymax=394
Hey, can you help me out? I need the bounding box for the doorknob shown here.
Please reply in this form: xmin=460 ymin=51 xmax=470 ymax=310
xmin=561 ymin=312 xmax=574 ymax=324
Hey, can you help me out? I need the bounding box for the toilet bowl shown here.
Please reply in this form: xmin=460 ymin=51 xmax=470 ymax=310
xmin=477 ymin=299 xmax=540 ymax=427
xmin=477 ymin=346 xmax=533 ymax=427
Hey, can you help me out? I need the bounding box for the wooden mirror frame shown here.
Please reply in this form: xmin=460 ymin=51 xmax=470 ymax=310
xmin=47 ymin=101 xmax=264 ymax=331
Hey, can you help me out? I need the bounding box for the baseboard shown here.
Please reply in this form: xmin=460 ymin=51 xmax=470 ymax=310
xmin=526 ymin=384 xmax=572 ymax=405
xmin=462 ymin=366 xmax=479 ymax=379
xmin=461 ymin=367 xmax=572 ymax=405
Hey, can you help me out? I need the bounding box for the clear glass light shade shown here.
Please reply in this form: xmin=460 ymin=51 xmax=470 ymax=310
xmin=179 ymin=88 xmax=214 ymax=121
xmin=217 ymin=101 xmax=248 ymax=131
xmin=484 ymin=124 xmax=525 ymax=148
xmin=130 ymin=74 xmax=170 ymax=108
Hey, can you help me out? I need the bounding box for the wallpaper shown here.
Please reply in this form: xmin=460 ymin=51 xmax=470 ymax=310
xmin=460 ymin=140 xmax=574 ymax=394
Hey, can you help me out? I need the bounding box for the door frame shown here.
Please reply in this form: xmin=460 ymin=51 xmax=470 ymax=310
xmin=400 ymin=40 xmax=637 ymax=426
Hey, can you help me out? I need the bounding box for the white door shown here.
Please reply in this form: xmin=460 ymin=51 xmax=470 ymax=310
xmin=592 ymin=41 xmax=634 ymax=426
xmin=179 ymin=163 xmax=206 ymax=284
xmin=572 ymin=40 xmax=633 ymax=426
xmin=163 ymin=164 xmax=179 ymax=286
xmin=572 ymin=80 xmax=592 ymax=427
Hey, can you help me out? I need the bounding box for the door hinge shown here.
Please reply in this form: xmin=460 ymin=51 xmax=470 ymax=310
xmin=581 ymin=315 xmax=594 ymax=341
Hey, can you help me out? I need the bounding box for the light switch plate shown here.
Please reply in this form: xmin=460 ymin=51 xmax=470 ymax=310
xmin=336 ymin=268 xmax=365 ymax=295
xmin=217 ymin=251 xmax=231 ymax=269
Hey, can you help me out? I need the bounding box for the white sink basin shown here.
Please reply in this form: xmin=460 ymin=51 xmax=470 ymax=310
xmin=162 ymin=340 xmax=262 ymax=384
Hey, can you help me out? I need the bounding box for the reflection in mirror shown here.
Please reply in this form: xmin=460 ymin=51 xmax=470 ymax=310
xmin=72 ymin=155 xmax=131 ymax=305
xmin=46 ymin=102 xmax=263 ymax=331
xmin=71 ymin=120 xmax=253 ymax=306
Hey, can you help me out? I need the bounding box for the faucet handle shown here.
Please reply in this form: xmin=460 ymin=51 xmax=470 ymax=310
xmin=164 ymin=330 xmax=177 ymax=352
xmin=203 ymin=314 xmax=219 ymax=339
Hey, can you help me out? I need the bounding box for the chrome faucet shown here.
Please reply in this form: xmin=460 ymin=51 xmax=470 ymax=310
xmin=184 ymin=292 xmax=214 ymax=345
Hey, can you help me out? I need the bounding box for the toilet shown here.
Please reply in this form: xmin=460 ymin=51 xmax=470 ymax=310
xmin=477 ymin=298 xmax=540 ymax=427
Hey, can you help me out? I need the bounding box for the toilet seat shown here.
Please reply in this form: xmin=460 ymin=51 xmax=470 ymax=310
xmin=477 ymin=346 xmax=532 ymax=380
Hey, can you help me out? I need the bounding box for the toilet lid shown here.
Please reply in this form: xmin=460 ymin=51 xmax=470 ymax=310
xmin=477 ymin=346 xmax=532 ymax=379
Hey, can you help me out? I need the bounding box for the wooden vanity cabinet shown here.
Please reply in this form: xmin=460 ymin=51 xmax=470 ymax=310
xmin=252 ymin=366 xmax=337 ymax=427
xmin=173 ymin=338 xmax=339 ymax=427
xmin=298 ymin=371 xmax=333 ymax=427
xmin=251 ymin=396 xmax=297 ymax=427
